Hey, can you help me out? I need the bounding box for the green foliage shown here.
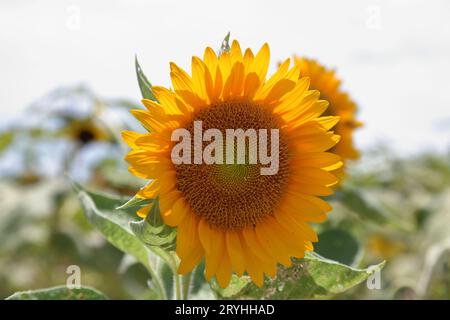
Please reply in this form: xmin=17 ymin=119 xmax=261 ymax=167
xmin=314 ymin=229 xmax=359 ymax=265
xmin=135 ymin=56 xmax=157 ymax=102
xmin=0 ymin=131 xmax=14 ymax=155
xmin=72 ymin=183 xmax=199 ymax=300
xmin=6 ymin=286 xmax=108 ymax=300
xmin=216 ymin=253 xmax=385 ymax=299
xmin=334 ymin=187 xmax=389 ymax=225
xmin=116 ymin=194 xmax=152 ymax=211
xmin=190 ymin=260 xmax=207 ymax=296
xmin=129 ymin=198 xmax=177 ymax=251
xmin=74 ymin=184 xmax=152 ymax=270
xmin=219 ymin=32 xmax=231 ymax=55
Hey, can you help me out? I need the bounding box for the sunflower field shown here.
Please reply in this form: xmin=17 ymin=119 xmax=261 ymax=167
xmin=1 ymin=30 xmax=449 ymax=303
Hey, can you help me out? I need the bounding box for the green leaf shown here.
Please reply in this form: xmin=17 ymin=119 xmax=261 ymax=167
xmin=0 ymin=131 xmax=14 ymax=155
xmin=335 ymin=187 xmax=389 ymax=224
xmin=82 ymin=187 xmax=134 ymax=214
xmin=219 ymin=32 xmax=231 ymax=56
xmin=217 ymin=252 xmax=385 ymax=299
xmin=190 ymin=260 xmax=206 ymax=295
xmin=135 ymin=56 xmax=157 ymax=102
xmin=116 ymin=193 xmax=153 ymax=211
xmin=129 ymin=198 xmax=176 ymax=251
xmin=158 ymin=262 xmax=175 ymax=300
xmin=184 ymin=261 xmax=215 ymax=299
xmin=74 ymin=185 xmax=151 ymax=270
xmin=314 ymin=229 xmax=359 ymax=265
xmin=73 ymin=183 xmax=176 ymax=299
xmin=5 ymin=286 xmax=108 ymax=300
xmin=212 ymin=275 xmax=250 ymax=298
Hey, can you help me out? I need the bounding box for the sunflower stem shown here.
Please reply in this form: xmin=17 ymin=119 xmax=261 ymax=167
xmin=166 ymin=251 xmax=183 ymax=300
xmin=146 ymin=257 xmax=167 ymax=300
xmin=182 ymin=272 xmax=192 ymax=300
xmin=175 ymin=273 xmax=182 ymax=300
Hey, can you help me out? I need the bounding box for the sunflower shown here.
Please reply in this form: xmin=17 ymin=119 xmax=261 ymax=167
xmin=367 ymin=233 xmax=405 ymax=260
xmin=66 ymin=118 xmax=109 ymax=146
xmin=293 ymin=57 xmax=361 ymax=179
xmin=123 ymin=40 xmax=342 ymax=288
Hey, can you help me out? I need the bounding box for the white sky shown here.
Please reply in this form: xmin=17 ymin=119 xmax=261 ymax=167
xmin=1 ymin=0 xmax=449 ymax=154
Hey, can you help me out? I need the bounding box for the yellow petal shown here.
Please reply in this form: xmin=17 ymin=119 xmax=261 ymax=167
xmin=178 ymin=243 xmax=204 ymax=274
xmin=291 ymin=152 xmax=341 ymax=169
xmin=241 ymin=227 xmax=274 ymax=263
xmin=270 ymin=217 xmax=308 ymax=257
xmin=262 ymin=79 xmax=296 ymax=103
xmin=136 ymin=179 xmax=160 ymax=198
xmin=243 ymin=48 xmax=254 ymax=76
xmin=203 ymin=47 xmax=218 ymax=79
xmin=290 ymin=167 xmax=339 ymax=186
xmin=162 ymin=196 xmax=189 ymax=227
xmin=218 ymin=51 xmax=232 ymax=86
xmin=198 ymin=220 xmax=225 ymax=280
xmin=159 ymin=190 xmax=182 ymax=214
xmin=121 ymin=130 xmax=141 ymax=148
xmin=152 ymin=86 xmax=188 ymax=115
xmin=243 ymin=72 xmax=260 ymax=99
xmin=176 ymin=213 xmax=200 ymax=259
xmin=170 ymin=62 xmax=194 ymax=92
xmin=191 ymin=56 xmax=208 ymax=102
xmin=230 ymin=40 xmax=243 ymax=65
xmin=225 ymin=230 xmax=246 ymax=276
xmin=215 ymin=249 xmax=232 ymax=288
xmin=130 ymin=109 xmax=162 ymax=133
xmin=315 ymin=116 xmax=340 ymax=130
xmin=137 ymin=204 xmax=150 ymax=218
xmin=249 ymin=43 xmax=270 ymax=84
xmin=275 ymin=212 xmax=317 ymax=242
xmin=273 ymin=77 xmax=310 ymax=114
xmin=255 ymin=219 xmax=292 ymax=267
xmin=291 ymin=131 xmax=340 ymax=153
xmin=280 ymin=195 xmax=328 ymax=223
xmin=222 ymin=62 xmax=245 ymax=99
xmin=254 ymin=58 xmax=290 ymax=100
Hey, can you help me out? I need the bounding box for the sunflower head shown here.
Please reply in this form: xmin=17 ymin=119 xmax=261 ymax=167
xmin=66 ymin=118 xmax=109 ymax=146
xmin=123 ymin=40 xmax=342 ymax=288
xmin=293 ymin=57 xmax=362 ymax=178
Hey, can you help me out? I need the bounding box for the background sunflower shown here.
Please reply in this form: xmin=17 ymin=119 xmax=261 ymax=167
xmin=65 ymin=118 xmax=110 ymax=146
xmin=294 ymin=57 xmax=362 ymax=179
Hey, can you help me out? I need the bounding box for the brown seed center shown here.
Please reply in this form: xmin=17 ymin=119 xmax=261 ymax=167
xmin=174 ymin=100 xmax=290 ymax=230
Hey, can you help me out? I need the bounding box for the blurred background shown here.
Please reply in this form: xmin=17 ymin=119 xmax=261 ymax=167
xmin=0 ymin=0 xmax=449 ymax=299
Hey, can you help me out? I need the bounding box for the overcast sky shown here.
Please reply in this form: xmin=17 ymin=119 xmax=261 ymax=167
xmin=1 ymin=0 xmax=449 ymax=154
